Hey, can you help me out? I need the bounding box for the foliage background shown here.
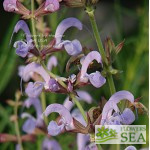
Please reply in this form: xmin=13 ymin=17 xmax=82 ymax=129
xmin=0 ymin=0 xmax=148 ymax=149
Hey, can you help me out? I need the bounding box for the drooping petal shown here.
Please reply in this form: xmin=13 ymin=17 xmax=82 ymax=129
xmin=88 ymin=71 xmax=106 ymax=88
xmin=43 ymin=104 xmax=74 ymax=135
xmin=54 ymin=17 xmax=82 ymax=47
xmin=42 ymin=138 xmax=62 ymax=150
xmin=44 ymin=0 xmax=60 ymax=12
xmin=25 ymin=82 xmax=44 ymax=98
xmin=3 ymin=0 xmax=18 ymax=12
xmin=121 ymin=108 xmax=135 ymax=125
xmin=21 ymin=113 xmax=36 ymax=134
xmin=125 ymin=146 xmax=137 ymax=150
xmin=77 ymin=133 xmax=90 ymax=150
xmin=63 ymin=39 xmax=82 ymax=56
xmin=47 ymin=121 xmax=64 ymax=136
xmin=47 ymin=56 xmax=58 ymax=71
xmin=101 ymin=91 xmax=134 ymax=124
xmin=22 ymin=62 xmax=50 ymax=89
xmin=49 ymin=79 xmax=60 ymax=92
xmin=14 ymin=39 xmax=34 ymax=57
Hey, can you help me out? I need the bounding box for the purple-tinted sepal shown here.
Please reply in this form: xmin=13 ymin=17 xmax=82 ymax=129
xmin=25 ymin=82 xmax=44 ymax=98
xmin=54 ymin=18 xmax=83 ymax=56
xmin=125 ymin=146 xmax=137 ymax=150
xmin=121 ymin=108 xmax=135 ymax=125
xmin=43 ymin=104 xmax=74 ymax=136
xmin=49 ymin=79 xmax=60 ymax=92
xmin=42 ymin=138 xmax=62 ymax=150
xmin=80 ymin=51 xmax=105 ymax=88
xmin=47 ymin=56 xmax=58 ymax=71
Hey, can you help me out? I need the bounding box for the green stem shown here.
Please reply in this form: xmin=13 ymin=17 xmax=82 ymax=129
xmin=86 ymin=7 xmax=116 ymax=95
xmin=41 ymin=92 xmax=48 ymax=125
xmin=70 ymin=93 xmax=87 ymax=123
xmin=31 ymin=0 xmax=38 ymax=49
xmin=14 ymin=98 xmax=23 ymax=150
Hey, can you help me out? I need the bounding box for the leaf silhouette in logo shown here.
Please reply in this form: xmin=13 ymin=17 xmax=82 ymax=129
xmin=96 ymin=126 xmax=109 ymax=138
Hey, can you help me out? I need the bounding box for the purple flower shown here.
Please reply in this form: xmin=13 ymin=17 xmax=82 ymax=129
xmin=11 ymin=20 xmax=34 ymax=57
xmin=80 ymin=51 xmax=106 ymax=88
xmin=54 ymin=17 xmax=83 ymax=56
xmin=47 ymin=56 xmax=58 ymax=71
xmin=3 ymin=0 xmax=18 ymax=12
xmin=63 ymin=90 xmax=93 ymax=111
xmin=22 ymin=62 xmax=50 ymax=89
xmin=49 ymin=79 xmax=60 ymax=92
xmin=44 ymin=0 xmax=60 ymax=12
xmin=101 ymin=90 xmax=135 ymax=125
xmin=3 ymin=0 xmax=30 ymax=16
xmin=25 ymin=82 xmax=44 ymax=98
xmin=42 ymin=138 xmax=61 ymax=150
xmin=43 ymin=104 xmax=74 ymax=136
xmin=125 ymin=146 xmax=137 ymax=150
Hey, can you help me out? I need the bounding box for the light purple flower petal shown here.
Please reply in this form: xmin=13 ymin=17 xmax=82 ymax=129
xmin=24 ymin=98 xmax=43 ymax=117
xmin=49 ymin=79 xmax=60 ymax=92
xmin=80 ymin=51 xmax=105 ymax=88
xmin=25 ymin=82 xmax=44 ymax=98
xmin=125 ymin=146 xmax=137 ymax=150
xmin=18 ymin=65 xmax=32 ymax=81
xmin=43 ymin=104 xmax=74 ymax=135
xmin=21 ymin=113 xmax=36 ymax=134
xmin=77 ymin=133 xmax=90 ymax=150
xmin=12 ymin=20 xmax=32 ymax=42
xmin=47 ymin=121 xmax=64 ymax=136
xmin=55 ymin=17 xmax=82 ymax=45
xmin=76 ymin=90 xmax=93 ymax=104
xmin=44 ymin=0 xmax=60 ymax=12
xmin=63 ymin=97 xmax=74 ymax=111
xmin=3 ymin=0 xmax=18 ymax=12
xmin=71 ymin=109 xmax=86 ymax=126
xmin=85 ymin=143 xmax=98 ymax=150
xmin=16 ymin=144 xmax=21 ymax=150
xmin=121 ymin=108 xmax=135 ymax=125
xmin=42 ymin=138 xmax=62 ymax=150
xmin=63 ymin=39 xmax=82 ymax=56
xmin=22 ymin=62 xmax=50 ymax=88
xmin=47 ymin=56 xmax=58 ymax=71
xmin=101 ymin=91 xmax=134 ymax=124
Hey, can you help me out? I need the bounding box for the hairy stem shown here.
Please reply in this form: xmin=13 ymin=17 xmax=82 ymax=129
xmin=86 ymin=7 xmax=116 ymax=95
xmin=31 ymin=0 xmax=38 ymax=49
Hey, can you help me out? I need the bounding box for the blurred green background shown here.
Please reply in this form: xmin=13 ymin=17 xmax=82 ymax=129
xmin=0 ymin=0 xmax=148 ymax=150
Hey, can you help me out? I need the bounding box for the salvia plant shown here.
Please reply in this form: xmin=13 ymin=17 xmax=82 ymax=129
xmin=1 ymin=0 xmax=148 ymax=150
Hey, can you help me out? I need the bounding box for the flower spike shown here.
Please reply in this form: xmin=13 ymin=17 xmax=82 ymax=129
xmin=80 ymin=51 xmax=106 ymax=88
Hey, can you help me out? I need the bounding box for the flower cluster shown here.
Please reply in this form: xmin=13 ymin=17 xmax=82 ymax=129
xmin=2 ymin=0 xmax=147 ymax=150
